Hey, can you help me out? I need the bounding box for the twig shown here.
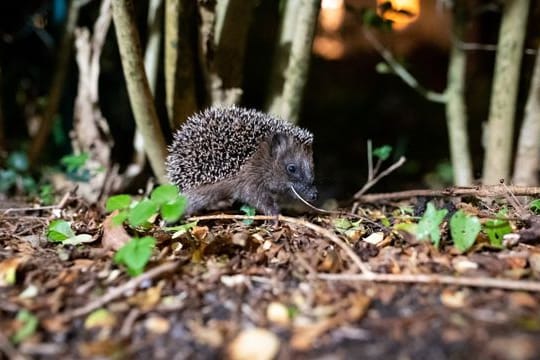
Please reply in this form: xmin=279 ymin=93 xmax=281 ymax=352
xmin=363 ymin=28 xmax=446 ymax=103
xmin=354 ymin=156 xmax=406 ymax=198
xmin=0 ymin=190 xmax=73 ymax=215
xmin=0 ymin=331 xmax=26 ymax=360
xmin=188 ymin=214 xmax=371 ymax=274
xmin=355 ymin=185 xmax=540 ymax=202
xmin=61 ymin=261 xmax=179 ymax=320
xmin=317 ymin=273 xmax=540 ymax=292
xmin=289 ymin=186 xmax=388 ymax=231
xmin=457 ymin=40 xmax=536 ymax=55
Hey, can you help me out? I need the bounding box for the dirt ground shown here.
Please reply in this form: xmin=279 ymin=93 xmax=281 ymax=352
xmin=1 ymin=196 xmax=540 ymax=360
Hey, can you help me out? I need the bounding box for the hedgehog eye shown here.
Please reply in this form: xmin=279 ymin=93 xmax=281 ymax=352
xmin=286 ymin=164 xmax=297 ymax=174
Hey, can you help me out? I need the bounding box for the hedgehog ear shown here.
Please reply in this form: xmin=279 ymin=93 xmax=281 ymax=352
xmin=270 ymin=133 xmax=289 ymax=157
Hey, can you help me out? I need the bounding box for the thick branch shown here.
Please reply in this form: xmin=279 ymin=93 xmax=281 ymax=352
xmin=482 ymin=0 xmax=530 ymax=184
xmin=111 ymin=0 xmax=167 ymax=183
xmin=267 ymin=0 xmax=321 ymax=123
xmin=28 ymin=0 xmax=81 ymax=165
xmin=513 ymin=46 xmax=540 ymax=185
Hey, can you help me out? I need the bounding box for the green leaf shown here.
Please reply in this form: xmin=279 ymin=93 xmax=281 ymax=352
xmin=128 ymin=199 xmax=159 ymax=227
xmin=60 ymin=153 xmax=89 ymax=173
xmin=112 ymin=210 xmax=129 ymax=226
xmin=416 ymin=202 xmax=448 ymax=247
xmin=529 ymin=199 xmax=540 ymax=215
xmin=450 ymin=210 xmax=481 ymax=252
xmin=0 ymin=169 xmax=17 ymax=192
xmin=106 ymin=194 xmax=132 ymax=212
xmin=165 ymin=221 xmax=198 ymax=237
xmin=7 ymin=151 xmax=29 ymax=172
xmin=47 ymin=220 xmax=75 ymax=242
xmin=484 ymin=209 xmax=511 ymax=248
xmin=11 ymin=310 xmax=38 ymax=344
xmin=150 ymin=184 xmax=179 ymax=205
xmin=240 ymin=205 xmax=256 ymax=225
xmin=161 ymin=196 xmax=187 ymax=223
xmin=372 ymin=145 xmax=392 ymax=161
xmin=114 ymin=236 xmax=156 ymax=276
xmin=39 ymin=184 xmax=54 ymax=205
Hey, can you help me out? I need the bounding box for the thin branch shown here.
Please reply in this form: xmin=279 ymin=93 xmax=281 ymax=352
xmin=356 ymin=185 xmax=540 ymax=203
xmin=457 ymin=40 xmax=536 ymax=55
xmin=0 ymin=189 xmax=73 ymax=215
xmin=61 ymin=261 xmax=180 ymax=320
xmin=363 ymin=28 xmax=447 ymax=103
xmin=317 ymin=273 xmax=540 ymax=292
xmin=354 ymin=156 xmax=406 ymax=198
xmin=188 ymin=214 xmax=371 ymax=274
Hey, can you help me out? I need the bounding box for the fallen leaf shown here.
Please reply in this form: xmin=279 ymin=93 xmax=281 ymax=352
xmin=102 ymin=211 xmax=131 ymax=251
xmin=84 ymin=309 xmax=117 ymax=329
xmin=228 ymin=328 xmax=280 ymax=360
xmin=440 ymin=289 xmax=467 ymax=308
xmin=362 ymin=232 xmax=384 ymax=245
xmin=0 ymin=257 xmax=25 ymax=286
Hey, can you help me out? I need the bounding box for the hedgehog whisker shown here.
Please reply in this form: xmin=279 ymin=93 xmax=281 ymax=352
xmin=289 ymin=185 xmax=332 ymax=214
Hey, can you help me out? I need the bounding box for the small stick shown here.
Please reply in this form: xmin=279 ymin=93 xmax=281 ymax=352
xmin=188 ymin=214 xmax=372 ymax=274
xmin=317 ymin=273 xmax=540 ymax=292
xmin=355 ymin=185 xmax=540 ymax=202
xmin=354 ymin=156 xmax=406 ymax=198
xmin=61 ymin=261 xmax=179 ymax=320
xmin=0 ymin=189 xmax=74 ymax=215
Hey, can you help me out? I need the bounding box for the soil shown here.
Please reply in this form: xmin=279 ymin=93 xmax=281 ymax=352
xmin=1 ymin=196 xmax=540 ymax=360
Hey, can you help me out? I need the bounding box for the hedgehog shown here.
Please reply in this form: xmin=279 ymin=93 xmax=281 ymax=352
xmin=166 ymin=106 xmax=317 ymax=216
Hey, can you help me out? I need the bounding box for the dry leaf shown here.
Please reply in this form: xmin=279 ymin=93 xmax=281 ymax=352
xmin=102 ymin=211 xmax=131 ymax=251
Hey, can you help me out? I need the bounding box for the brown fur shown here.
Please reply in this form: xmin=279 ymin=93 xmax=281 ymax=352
xmin=183 ymin=133 xmax=316 ymax=215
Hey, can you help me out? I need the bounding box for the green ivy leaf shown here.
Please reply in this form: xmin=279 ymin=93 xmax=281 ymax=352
xmin=112 ymin=210 xmax=129 ymax=226
xmin=161 ymin=196 xmax=187 ymax=223
xmin=529 ymin=199 xmax=540 ymax=215
xmin=114 ymin=236 xmax=156 ymax=276
xmin=106 ymin=194 xmax=132 ymax=212
xmin=416 ymin=202 xmax=448 ymax=247
xmin=240 ymin=205 xmax=256 ymax=225
xmin=450 ymin=210 xmax=481 ymax=252
xmin=150 ymin=184 xmax=180 ymax=205
xmin=7 ymin=151 xmax=29 ymax=172
xmin=47 ymin=220 xmax=76 ymax=242
xmin=11 ymin=310 xmax=38 ymax=344
xmin=372 ymin=145 xmax=392 ymax=161
xmin=128 ymin=199 xmax=159 ymax=227
xmin=60 ymin=153 xmax=89 ymax=173
xmin=484 ymin=209 xmax=511 ymax=248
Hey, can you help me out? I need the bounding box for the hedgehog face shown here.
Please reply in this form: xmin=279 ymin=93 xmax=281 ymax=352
xmin=271 ymin=133 xmax=317 ymax=202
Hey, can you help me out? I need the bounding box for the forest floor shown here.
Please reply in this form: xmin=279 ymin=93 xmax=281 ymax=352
xmin=1 ymin=191 xmax=540 ymax=360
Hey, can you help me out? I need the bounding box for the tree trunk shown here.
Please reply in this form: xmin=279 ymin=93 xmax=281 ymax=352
xmin=482 ymin=0 xmax=530 ymax=184
xmin=266 ymin=0 xmax=321 ymax=124
xmin=28 ymin=0 xmax=80 ymax=165
xmin=111 ymin=0 xmax=168 ymax=183
xmin=513 ymin=46 xmax=540 ymax=185
xmin=445 ymin=7 xmax=473 ymax=185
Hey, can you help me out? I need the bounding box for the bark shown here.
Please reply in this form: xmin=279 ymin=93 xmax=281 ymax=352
xmin=513 ymin=47 xmax=540 ymax=185
xmin=482 ymin=0 xmax=530 ymax=184
xmin=28 ymin=0 xmax=81 ymax=165
xmin=0 ymin=67 xmax=4 ymax=151
xmin=445 ymin=7 xmax=473 ymax=186
xmin=111 ymin=0 xmax=168 ymax=183
xmin=266 ymin=0 xmax=302 ymax=114
xmin=165 ymin=0 xmax=197 ymax=127
xmin=144 ymin=0 xmax=163 ymax=95
xmin=71 ymin=0 xmax=114 ymax=202
xmin=267 ymin=0 xmax=321 ymax=124
xmin=198 ymin=0 xmax=253 ymax=106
